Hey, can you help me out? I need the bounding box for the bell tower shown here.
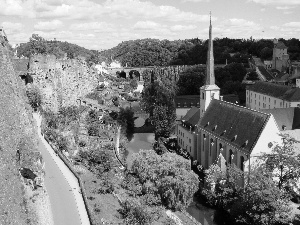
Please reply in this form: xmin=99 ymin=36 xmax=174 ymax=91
xmin=200 ymin=12 xmax=220 ymax=118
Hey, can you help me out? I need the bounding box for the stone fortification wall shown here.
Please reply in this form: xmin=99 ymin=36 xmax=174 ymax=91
xmin=0 ymin=35 xmax=48 ymax=224
xmin=29 ymin=55 xmax=99 ymax=112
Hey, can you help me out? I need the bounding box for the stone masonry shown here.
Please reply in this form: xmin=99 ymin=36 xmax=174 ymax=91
xmin=28 ymin=55 xmax=99 ymax=112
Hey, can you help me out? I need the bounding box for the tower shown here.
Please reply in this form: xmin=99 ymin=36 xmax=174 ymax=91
xmin=199 ymin=12 xmax=220 ymax=118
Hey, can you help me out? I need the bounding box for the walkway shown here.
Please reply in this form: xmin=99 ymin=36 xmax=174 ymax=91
xmin=33 ymin=113 xmax=90 ymax=225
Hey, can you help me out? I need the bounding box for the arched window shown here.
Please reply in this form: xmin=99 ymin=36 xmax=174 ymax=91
xmin=229 ymin=149 xmax=233 ymax=164
xmin=210 ymin=138 xmax=214 ymax=156
xmin=240 ymin=156 xmax=245 ymax=171
xmin=202 ymin=92 xmax=204 ymax=99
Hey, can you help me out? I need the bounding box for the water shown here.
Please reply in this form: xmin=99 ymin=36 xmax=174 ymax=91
xmin=125 ymin=133 xmax=216 ymax=225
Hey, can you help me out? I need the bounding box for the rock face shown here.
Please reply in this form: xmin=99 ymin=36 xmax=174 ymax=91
xmin=0 ymin=34 xmax=45 ymax=224
xmin=28 ymin=55 xmax=99 ymax=112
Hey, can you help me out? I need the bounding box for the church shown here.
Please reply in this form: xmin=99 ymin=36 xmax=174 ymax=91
xmin=177 ymin=16 xmax=282 ymax=173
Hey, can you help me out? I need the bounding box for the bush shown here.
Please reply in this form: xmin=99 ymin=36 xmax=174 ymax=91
xmin=26 ymin=86 xmax=42 ymax=110
xmin=119 ymin=199 xmax=153 ymax=225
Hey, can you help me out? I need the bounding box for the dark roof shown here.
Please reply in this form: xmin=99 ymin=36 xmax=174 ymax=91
xmin=257 ymin=66 xmax=274 ymax=80
xmin=275 ymin=41 xmax=287 ymax=49
xmin=261 ymin=107 xmax=300 ymax=130
xmin=182 ymin=106 xmax=199 ymax=124
xmin=175 ymin=95 xmax=200 ymax=108
xmin=246 ymin=82 xmax=300 ymax=102
xmin=198 ymin=99 xmax=270 ymax=154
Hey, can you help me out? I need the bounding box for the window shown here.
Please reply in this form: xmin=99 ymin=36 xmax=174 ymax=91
xmin=202 ymin=92 xmax=204 ymax=99
xmin=269 ymin=98 xmax=270 ymax=103
xmin=240 ymin=156 xmax=245 ymax=171
xmin=228 ymin=149 xmax=233 ymax=164
xmin=274 ymin=100 xmax=276 ymax=105
xmin=189 ymin=138 xmax=191 ymax=143
xmin=190 ymin=146 xmax=191 ymax=152
xmin=183 ymin=133 xmax=184 ymax=138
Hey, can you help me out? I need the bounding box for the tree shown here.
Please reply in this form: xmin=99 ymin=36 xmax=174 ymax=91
xmin=260 ymin=134 xmax=300 ymax=190
xmin=152 ymin=105 xmax=176 ymax=140
xmin=117 ymin=107 xmax=135 ymax=136
xmin=127 ymin=150 xmax=199 ymax=211
xmin=26 ymin=86 xmax=42 ymax=110
xmin=176 ymin=66 xmax=205 ymax=95
xmin=230 ymin=165 xmax=292 ymax=225
xmin=260 ymin=47 xmax=273 ymax=61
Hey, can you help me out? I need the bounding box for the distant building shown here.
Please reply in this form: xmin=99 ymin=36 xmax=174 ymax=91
xmin=246 ymin=82 xmax=300 ymax=110
xmin=175 ymin=95 xmax=200 ymax=121
xmin=272 ymin=39 xmax=290 ymax=72
xmin=109 ymin=60 xmax=122 ymax=68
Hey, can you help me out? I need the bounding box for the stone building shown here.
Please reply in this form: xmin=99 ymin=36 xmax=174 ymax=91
xmin=272 ymin=39 xmax=290 ymax=72
xmin=246 ymin=82 xmax=300 ymax=111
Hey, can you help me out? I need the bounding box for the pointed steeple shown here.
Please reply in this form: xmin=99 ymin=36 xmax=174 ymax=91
xmin=206 ymin=11 xmax=215 ymax=85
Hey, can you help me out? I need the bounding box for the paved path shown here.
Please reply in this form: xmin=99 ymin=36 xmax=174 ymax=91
xmin=33 ymin=113 xmax=90 ymax=225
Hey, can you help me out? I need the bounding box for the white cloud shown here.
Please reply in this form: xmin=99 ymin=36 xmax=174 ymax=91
xmin=181 ymin=0 xmax=210 ymax=2
xmin=70 ymin=22 xmax=116 ymax=33
xmin=133 ymin=21 xmax=162 ymax=30
xmin=34 ymin=20 xmax=63 ymax=31
xmin=204 ymin=18 xmax=263 ymax=39
xmin=276 ymin=6 xmax=296 ymax=10
xmin=1 ymin=22 xmax=24 ymax=34
xmin=170 ymin=24 xmax=197 ymax=31
xmin=283 ymin=22 xmax=300 ymax=28
xmin=250 ymin=0 xmax=300 ymax=5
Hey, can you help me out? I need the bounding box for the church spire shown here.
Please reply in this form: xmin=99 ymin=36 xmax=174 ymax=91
xmin=206 ymin=11 xmax=215 ymax=85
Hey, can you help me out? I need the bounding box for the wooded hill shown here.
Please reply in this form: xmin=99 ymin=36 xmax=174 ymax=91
xmin=99 ymin=37 xmax=300 ymax=67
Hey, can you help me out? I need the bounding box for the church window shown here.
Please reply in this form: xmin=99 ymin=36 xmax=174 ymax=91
xmin=202 ymin=92 xmax=204 ymax=99
xmin=269 ymin=98 xmax=270 ymax=102
xmin=189 ymin=138 xmax=191 ymax=143
xmin=240 ymin=156 xmax=245 ymax=171
xmin=229 ymin=149 xmax=233 ymax=164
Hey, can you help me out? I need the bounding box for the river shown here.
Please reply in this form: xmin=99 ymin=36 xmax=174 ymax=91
xmin=125 ymin=133 xmax=217 ymax=225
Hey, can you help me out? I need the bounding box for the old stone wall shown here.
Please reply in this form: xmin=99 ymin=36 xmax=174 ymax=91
xmin=0 ymin=35 xmax=46 ymax=224
xmin=29 ymin=55 xmax=99 ymax=112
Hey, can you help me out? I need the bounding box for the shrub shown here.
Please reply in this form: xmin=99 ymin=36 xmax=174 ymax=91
xmin=119 ymin=199 xmax=153 ymax=225
xmin=26 ymin=86 xmax=42 ymax=110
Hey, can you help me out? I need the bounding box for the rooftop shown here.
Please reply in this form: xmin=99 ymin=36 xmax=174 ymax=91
xmin=182 ymin=106 xmax=200 ymax=127
xmin=274 ymin=41 xmax=287 ymax=49
xmin=261 ymin=107 xmax=300 ymax=131
xmin=198 ymin=99 xmax=270 ymax=154
xmin=246 ymin=81 xmax=300 ymax=102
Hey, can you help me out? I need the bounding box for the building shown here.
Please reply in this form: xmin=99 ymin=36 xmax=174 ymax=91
xmin=177 ymin=15 xmax=282 ymax=178
xmin=272 ymin=39 xmax=290 ymax=72
xmin=261 ymin=107 xmax=300 ymax=131
xmin=194 ymin=99 xmax=281 ymax=171
xmin=177 ymin=107 xmax=200 ymax=156
xmin=175 ymin=95 xmax=200 ymax=121
xmin=246 ymin=82 xmax=300 ymax=110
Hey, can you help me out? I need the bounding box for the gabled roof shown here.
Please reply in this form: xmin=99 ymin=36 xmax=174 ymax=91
xmin=275 ymin=41 xmax=287 ymax=49
xmin=198 ymin=99 xmax=270 ymax=154
xmin=246 ymin=82 xmax=300 ymax=102
xmin=257 ymin=66 xmax=274 ymax=80
xmin=182 ymin=106 xmax=199 ymax=124
xmin=261 ymin=107 xmax=300 ymax=130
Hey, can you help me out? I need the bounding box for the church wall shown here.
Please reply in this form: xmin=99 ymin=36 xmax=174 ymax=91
xmin=251 ymin=114 xmax=281 ymax=157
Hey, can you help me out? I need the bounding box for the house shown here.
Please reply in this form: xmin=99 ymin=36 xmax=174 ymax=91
xmin=246 ymin=81 xmax=300 ymax=110
xmin=272 ymin=39 xmax=290 ymax=72
xmin=177 ymin=107 xmax=200 ymax=156
xmin=261 ymin=107 xmax=300 ymax=131
xmin=175 ymin=95 xmax=200 ymax=121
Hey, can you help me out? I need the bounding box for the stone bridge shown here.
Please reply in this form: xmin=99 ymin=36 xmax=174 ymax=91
xmin=106 ymin=64 xmax=226 ymax=77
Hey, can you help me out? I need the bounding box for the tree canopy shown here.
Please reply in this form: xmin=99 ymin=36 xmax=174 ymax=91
xmin=124 ymin=150 xmax=199 ymax=211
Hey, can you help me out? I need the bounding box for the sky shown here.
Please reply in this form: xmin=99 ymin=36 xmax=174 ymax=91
xmin=0 ymin=0 xmax=300 ymax=50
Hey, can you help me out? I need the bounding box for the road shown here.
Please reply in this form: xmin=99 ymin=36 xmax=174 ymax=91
xmin=33 ymin=113 xmax=90 ymax=225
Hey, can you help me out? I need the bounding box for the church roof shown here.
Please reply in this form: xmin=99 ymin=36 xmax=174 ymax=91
xmin=261 ymin=107 xmax=300 ymax=130
xmin=275 ymin=41 xmax=287 ymax=49
xmin=198 ymin=99 xmax=270 ymax=154
xmin=246 ymin=82 xmax=300 ymax=102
